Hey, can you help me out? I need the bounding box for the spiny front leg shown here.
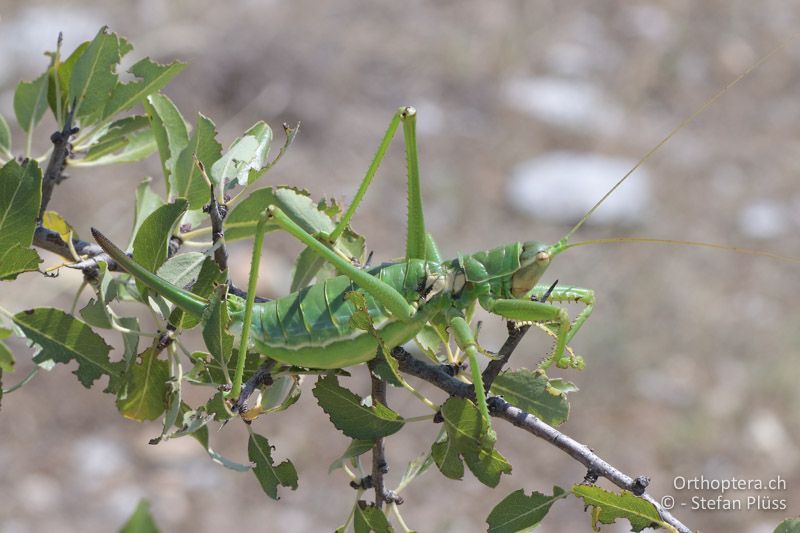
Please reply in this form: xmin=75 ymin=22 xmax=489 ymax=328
xmin=481 ymin=296 xmax=572 ymax=369
xmin=529 ymin=284 xmax=595 ymax=344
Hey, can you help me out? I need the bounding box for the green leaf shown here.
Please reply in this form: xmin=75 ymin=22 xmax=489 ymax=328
xmin=14 ymin=73 xmax=49 ymax=133
xmin=156 ymin=252 xmax=206 ymax=288
xmin=79 ymin=263 xmax=122 ymax=331
xmin=572 ymin=485 xmax=667 ymax=532
xmin=208 ymin=449 xmax=252 ymax=472
xmin=168 ymin=257 xmax=225 ymax=330
xmin=247 ymin=121 xmax=299 ymax=186
xmin=0 ymin=328 xmax=15 ymax=373
xmin=205 ymin=390 xmax=232 ymax=422
xmin=431 ymin=433 xmax=464 ymax=480
xmin=486 ymin=487 xmax=566 ymax=533
xmin=118 ymin=317 xmax=141 ymax=365
xmin=353 ymin=503 xmax=393 ymax=533
xmin=0 ymin=159 xmax=42 ymax=279
xmin=48 ymin=40 xmax=89 ymax=123
xmin=316 ymin=226 xmax=366 ymax=282
xmin=130 ymin=178 xmax=165 ymax=249
xmin=438 ymin=397 xmax=511 ymax=487
xmin=81 ymin=115 xmax=156 ymax=165
xmin=186 ymin=349 xmax=260 ymax=386
xmin=70 ymin=27 xmax=123 ymax=123
xmin=119 ymin=499 xmax=160 ymax=533
xmin=202 ymin=285 xmax=234 ymax=366
xmin=211 ymin=121 xmax=272 ymax=189
xmin=775 ymin=519 xmax=800 ymax=533
xmin=345 ymin=292 xmax=398 ymax=384
xmin=490 ymin=369 xmax=570 ymax=426
xmin=0 ymin=113 xmax=10 ymax=155
xmin=131 ymin=200 xmax=188 ymax=296
xmin=414 ymin=325 xmax=444 ymax=360
xmin=289 ymin=248 xmax=326 ymax=292
xmin=103 ymin=57 xmax=186 ymax=121
xmin=397 ymin=453 xmax=434 ymax=492
xmin=116 ymin=348 xmax=169 ymax=421
xmin=547 ymin=377 xmax=579 ymax=394
xmin=440 ymin=396 xmax=490 ymax=451
xmin=148 ymin=393 xmax=180 ymax=446
xmin=166 ymin=402 xmax=248 ymax=472
xmin=164 ymin=404 xmax=213 ymax=440
xmin=254 ymin=374 xmax=301 ymax=415
xmin=248 ymin=432 xmax=298 ymax=499
xmin=285 ymin=198 xmax=365 ymax=291
xmin=144 ymin=94 xmax=189 ymax=189
xmin=94 ymin=114 xmax=150 ymax=142
xmin=172 ymin=113 xmax=221 ymax=209
xmin=161 ymin=401 xmax=206 ymax=446
xmin=226 ymin=186 xmax=334 ymax=241
xmin=80 ymin=298 xmax=113 ymax=329
xmin=82 ymin=133 xmax=131 ymax=161
xmin=13 ymin=308 xmax=120 ymax=391
xmin=0 ymin=245 xmax=42 ymax=281
xmin=42 ymin=210 xmax=75 ymax=243
xmin=155 ymin=372 xmax=177 ymax=429
xmin=313 ymin=375 xmax=404 ymax=440
xmin=463 ymin=444 xmax=512 ymax=488
xmin=369 ymin=353 xmax=403 ymax=388
xmin=80 ymin=129 xmax=156 ymax=166
xmin=329 ymin=439 xmax=374 ymax=473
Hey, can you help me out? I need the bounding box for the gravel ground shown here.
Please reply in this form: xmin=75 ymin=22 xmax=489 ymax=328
xmin=2 ymin=2 xmax=800 ymax=532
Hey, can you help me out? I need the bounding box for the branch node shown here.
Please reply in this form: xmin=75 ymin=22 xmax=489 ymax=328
xmin=440 ymin=362 xmax=465 ymax=376
xmin=231 ymin=361 xmax=275 ymax=414
xmin=383 ymin=490 xmax=403 ymax=505
xmin=377 ymin=460 xmax=388 ymax=474
xmin=632 ymin=475 xmax=650 ymax=496
xmin=351 ymin=475 xmax=373 ymax=490
xmin=206 ymin=185 xmax=229 ymax=271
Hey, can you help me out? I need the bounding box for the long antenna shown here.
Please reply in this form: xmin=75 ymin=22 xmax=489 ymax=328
xmin=556 ymin=237 xmax=800 ymax=264
xmin=560 ymin=37 xmax=795 ymax=244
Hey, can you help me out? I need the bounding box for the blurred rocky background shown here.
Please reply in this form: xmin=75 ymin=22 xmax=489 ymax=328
xmin=1 ymin=1 xmax=800 ymax=531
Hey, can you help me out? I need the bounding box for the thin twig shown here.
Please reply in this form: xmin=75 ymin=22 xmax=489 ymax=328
xmin=58 ymin=233 xmax=182 ymax=279
xmin=38 ymin=101 xmax=78 ymax=221
xmin=205 ymin=184 xmax=229 ymax=271
xmin=481 ymin=320 xmax=531 ymax=390
xmin=228 ymin=284 xmax=270 ymax=303
xmin=392 ymin=349 xmax=691 ymax=533
xmin=367 ymin=358 xmax=389 ymax=508
xmin=35 ymin=227 xmax=109 ymax=264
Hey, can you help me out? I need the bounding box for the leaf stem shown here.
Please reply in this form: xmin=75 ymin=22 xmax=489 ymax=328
xmin=402 ymin=414 xmax=435 ymax=423
xmin=390 ymin=502 xmax=413 ymax=533
xmin=2 ymin=367 xmax=39 ymax=394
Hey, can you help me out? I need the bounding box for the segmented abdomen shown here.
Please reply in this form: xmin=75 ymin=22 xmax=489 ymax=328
xmin=251 ymin=260 xmax=436 ymax=349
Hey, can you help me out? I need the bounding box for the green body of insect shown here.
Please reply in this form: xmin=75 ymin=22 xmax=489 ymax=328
xmin=94 ymin=233 xmax=592 ymax=370
xmin=93 ymin=106 xmax=596 ymax=444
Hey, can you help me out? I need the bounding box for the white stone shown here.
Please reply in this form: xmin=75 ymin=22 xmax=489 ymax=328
xmin=502 ymin=76 xmax=623 ymax=135
xmin=738 ymin=200 xmax=787 ymax=240
xmin=507 ymin=151 xmax=651 ymax=225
